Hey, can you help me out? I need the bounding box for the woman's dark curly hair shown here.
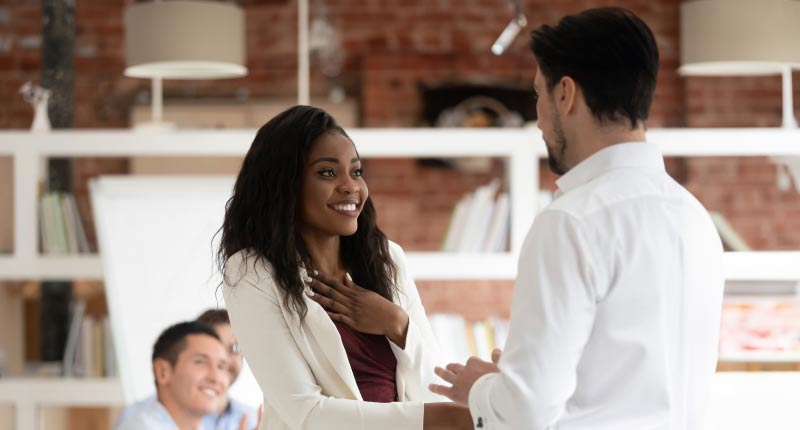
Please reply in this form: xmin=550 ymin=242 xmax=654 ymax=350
xmin=217 ymin=105 xmax=397 ymax=321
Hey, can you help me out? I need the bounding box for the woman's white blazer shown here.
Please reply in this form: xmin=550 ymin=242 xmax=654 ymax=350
xmin=223 ymin=241 xmax=447 ymax=430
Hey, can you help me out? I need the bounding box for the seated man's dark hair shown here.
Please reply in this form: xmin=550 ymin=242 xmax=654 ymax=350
xmin=196 ymin=309 xmax=230 ymax=327
xmin=530 ymin=7 xmax=659 ymax=128
xmin=152 ymin=321 xmax=220 ymax=366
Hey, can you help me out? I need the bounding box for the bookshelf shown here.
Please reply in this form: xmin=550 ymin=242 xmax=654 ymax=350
xmin=3 ymin=128 xmax=800 ymax=281
xmin=1 ymin=127 xmax=800 ymax=429
xmin=0 ymin=378 xmax=122 ymax=430
xmin=0 ymin=128 xmax=539 ymax=282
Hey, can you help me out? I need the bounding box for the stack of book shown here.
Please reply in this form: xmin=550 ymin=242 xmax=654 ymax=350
xmin=63 ymin=300 xmax=116 ymax=378
xmin=38 ymin=191 xmax=91 ymax=254
xmin=441 ymin=180 xmax=510 ymax=253
xmin=441 ymin=181 xmax=555 ymax=253
xmin=428 ymin=313 xmax=509 ymax=363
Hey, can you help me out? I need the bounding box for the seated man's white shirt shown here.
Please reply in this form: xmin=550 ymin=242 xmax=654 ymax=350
xmin=116 ymin=395 xmax=257 ymax=430
xmin=116 ymin=397 xmax=177 ymax=430
xmin=469 ymin=142 xmax=724 ymax=429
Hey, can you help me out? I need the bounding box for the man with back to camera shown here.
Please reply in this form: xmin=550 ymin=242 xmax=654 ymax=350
xmin=117 ymin=310 xmax=260 ymax=430
xmin=117 ymin=321 xmax=232 ymax=430
xmin=430 ymin=7 xmax=725 ymax=430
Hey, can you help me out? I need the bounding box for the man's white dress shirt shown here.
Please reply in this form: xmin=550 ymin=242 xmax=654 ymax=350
xmin=469 ymin=142 xmax=724 ymax=430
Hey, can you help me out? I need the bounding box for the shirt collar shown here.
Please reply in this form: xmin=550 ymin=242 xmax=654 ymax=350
xmin=554 ymin=142 xmax=664 ymax=196
xmin=147 ymin=399 xmax=181 ymax=430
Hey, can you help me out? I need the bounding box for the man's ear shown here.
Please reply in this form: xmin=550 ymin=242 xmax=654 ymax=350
xmin=556 ymin=76 xmax=578 ymax=115
xmin=153 ymin=358 xmax=173 ymax=387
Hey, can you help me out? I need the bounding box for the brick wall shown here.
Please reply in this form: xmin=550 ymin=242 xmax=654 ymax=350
xmin=0 ymin=1 xmax=42 ymax=128
xmin=683 ymin=72 xmax=800 ymax=252
xmin=2 ymin=0 xmax=800 ymax=319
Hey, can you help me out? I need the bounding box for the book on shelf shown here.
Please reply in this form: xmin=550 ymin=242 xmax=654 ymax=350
xmin=441 ymin=196 xmax=471 ymax=252
xmin=482 ymin=192 xmax=509 ymax=252
xmin=64 ymin=307 xmax=116 ymax=378
xmin=51 ymin=193 xmax=69 ymax=252
xmin=708 ymin=211 xmax=750 ymax=252
xmin=39 ymin=191 xmax=91 ymax=254
xmin=471 ymin=320 xmax=490 ymax=360
xmin=440 ymin=180 xmax=510 ymax=253
xmin=103 ymin=317 xmax=117 ymax=377
xmin=62 ymin=193 xmax=91 ymax=253
xmin=428 ymin=313 xmax=509 ymax=363
xmin=428 ymin=314 xmax=470 ymax=364
xmin=62 ymin=300 xmax=86 ymax=377
xmin=458 ymin=180 xmax=500 ymax=252
xmin=440 ymin=184 xmax=556 ymax=253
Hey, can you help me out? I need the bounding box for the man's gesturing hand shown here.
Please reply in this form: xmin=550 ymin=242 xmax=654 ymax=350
xmin=429 ymin=348 xmax=502 ymax=406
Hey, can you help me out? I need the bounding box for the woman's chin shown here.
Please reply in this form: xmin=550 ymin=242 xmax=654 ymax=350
xmin=338 ymin=225 xmax=359 ymax=237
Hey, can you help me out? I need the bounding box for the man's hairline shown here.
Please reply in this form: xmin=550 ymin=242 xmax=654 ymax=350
xmin=154 ymin=332 xmax=225 ymax=367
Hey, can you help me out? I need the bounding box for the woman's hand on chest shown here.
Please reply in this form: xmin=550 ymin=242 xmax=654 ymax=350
xmin=305 ymin=271 xmax=410 ymax=348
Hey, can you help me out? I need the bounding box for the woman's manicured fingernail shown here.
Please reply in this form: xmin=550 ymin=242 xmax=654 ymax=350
xmin=313 ymin=269 xmax=319 ymax=276
xmin=303 ymin=275 xmax=312 ymax=283
xmin=345 ymin=272 xmax=352 ymax=281
xmin=305 ymin=290 xmax=315 ymax=297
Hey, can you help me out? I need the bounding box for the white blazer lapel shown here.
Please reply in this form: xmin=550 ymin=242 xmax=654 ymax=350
xmin=298 ymin=267 xmax=362 ymax=400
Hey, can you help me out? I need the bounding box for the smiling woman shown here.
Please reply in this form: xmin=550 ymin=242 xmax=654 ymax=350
xmin=300 ymin=132 xmax=368 ymax=241
xmin=217 ymin=105 xmax=473 ymax=430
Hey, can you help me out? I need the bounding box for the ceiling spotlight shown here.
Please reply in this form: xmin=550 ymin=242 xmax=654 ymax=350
xmin=491 ymin=0 xmax=527 ymax=56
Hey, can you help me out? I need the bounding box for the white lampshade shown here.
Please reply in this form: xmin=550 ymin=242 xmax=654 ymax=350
xmin=680 ymin=0 xmax=800 ymax=76
xmin=124 ymin=0 xmax=247 ymax=79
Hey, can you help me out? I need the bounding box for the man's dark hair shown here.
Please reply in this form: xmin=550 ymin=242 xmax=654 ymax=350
xmin=530 ymin=7 xmax=659 ymax=128
xmin=152 ymin=321 xmax=220 ymax=366
xmin=196 ymin=309 xmax=231 ymax=327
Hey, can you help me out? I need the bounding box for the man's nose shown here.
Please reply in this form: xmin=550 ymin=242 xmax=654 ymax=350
xmin=209 ymin=364 xmax=230 ymax=387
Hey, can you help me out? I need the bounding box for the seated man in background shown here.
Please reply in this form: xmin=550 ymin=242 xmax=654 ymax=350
xmin=117 ymin=321 xmax=232 ymax=430
xmin=117 ymin=310 xmax=260 ymax=430
xmin=195 ymin=309 xmax=259 ymax=430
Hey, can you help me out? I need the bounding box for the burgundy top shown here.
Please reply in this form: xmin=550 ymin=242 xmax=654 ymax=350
xmin=333 ymin=320 xmax=398 ymax=402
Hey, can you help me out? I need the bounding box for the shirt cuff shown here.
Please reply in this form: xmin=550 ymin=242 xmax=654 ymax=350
xmin=469 ymin=372 xmax=500 ymax=430
xmin=388 ymin=318 xmax=418 ymax=370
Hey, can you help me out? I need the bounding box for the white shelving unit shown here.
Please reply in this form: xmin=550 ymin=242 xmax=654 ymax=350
xmin=2 ymin=127 xmax=800 ymax=429
xmin=0 ymin=378 xmax=122 ymax=430
xmin=0 ymin=128 xmax=539 ymax=281
xmin=2 ymin=127 xmax=800 ymax=281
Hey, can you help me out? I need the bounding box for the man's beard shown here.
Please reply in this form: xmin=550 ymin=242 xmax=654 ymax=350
xmin=546 ymin=112 xmax=569 ymax=175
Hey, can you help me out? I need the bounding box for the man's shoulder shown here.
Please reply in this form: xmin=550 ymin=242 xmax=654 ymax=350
xmin=551 ymin=168 xmax=696 ymax=219
xmin=116 ymin=398 xmax=177 ymax=430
